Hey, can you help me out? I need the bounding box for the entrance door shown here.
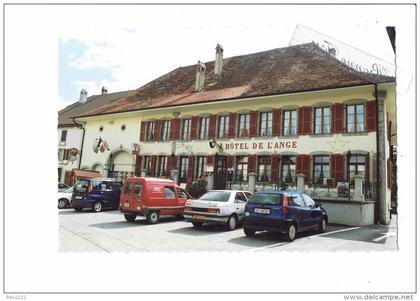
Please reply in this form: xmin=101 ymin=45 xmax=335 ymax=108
xmin=214 ymin=156 xmax=227 ymax=190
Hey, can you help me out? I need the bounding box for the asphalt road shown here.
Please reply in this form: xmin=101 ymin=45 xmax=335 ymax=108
xmin=58 ymin=209 xmax=398 ymax=252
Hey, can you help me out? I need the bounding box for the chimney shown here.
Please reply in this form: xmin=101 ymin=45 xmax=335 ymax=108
xmin=195 ymin=60 xmax=206 ymax=91
xmin=101 ymin=86 xmax=108 ymax=94
xmin=79 ymin=89 xmax=88 ymax=103
xmin=214 ymin=44 xmax=224 ymax=75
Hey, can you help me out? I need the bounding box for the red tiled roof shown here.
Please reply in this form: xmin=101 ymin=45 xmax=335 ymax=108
xmin=79 ymin=43 xmax=394 ymax=118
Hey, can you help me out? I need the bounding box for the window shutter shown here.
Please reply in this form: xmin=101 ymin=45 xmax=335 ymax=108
xmin=272 ymin=108 xmax=282 ymax=136
xmin=302 ymin=106 xmax=312 ymax=134
xmin=330 ymin=154 xmax=345 ymax=184
xmin=170 ymin=118 xmax=181 ymax=140
xmin=228 ymin=113 xmax=237 ymax=138
xmin=271 ymin=154 xmax=279 ymax=183
xmin=135 ymin=155 xmax=142 ymax=176
xmin=332 ymin=103 xmax=345 ymax=133
xmin=153 ymin=120 xmax=160 ymax=141
xmin=248 ymin=155 xmax=256 ymax=174
xmin=206 ymin=155 xmax=214 ymax=166
xmin=297 ymin=107 xmax=304 ymax=135
xmin=227 ymin=155 xmax=234 ymax=168
xmin=387 ymin=158 xmax=392 ymax=189
xmin=191 ymin=116 xmax=198 ymax=140
xmin=365 ymin=100 xmax=377 ymax=132
xmin=187 ymin=156 xmax=194 ymax=185
xmin=208 ymin=115 xmax=217 ymax=139
xmin=150 ymin=155 xmax=157 ymax=177
xmin=249 ymin=111 xmax=258 ymax=137
xmin=140 ymin=121 xmax=146 ymax=142
xmin=365 ymin=152 xmax=370 ymax=183
xmin=296 ymin=154 xmax=311 ymax=184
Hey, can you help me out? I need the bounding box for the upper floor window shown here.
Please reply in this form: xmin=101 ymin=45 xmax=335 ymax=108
xmin=283 ymin=110 xmax=297 ymax=136
xmin=257 ymin=156 xmax=271 ymax=182
xmin=181 ymin=118 xmax=192 ymax=140
xmin=347 ymin=104 xmax=364 ymax=133
xmin=145 ymin=122 xmax=154 ymax=141
xmin=160 ymin=120 xmax=170 ymax=141
xmin=238 ymin=113 xmax=250 ymax=137
xmin=259 ymin=112 xmax=272 ymax=137
xmin=313 ymin=155 xmax=330 ymax=185
xmin=217 ymin=115 xmax=229 ymax=139
xmin=60 ymin=130 xmax=67 ymax=143
xmin=195 ymin=156 xmax=206 ymax=179
xmin=314 ymin=107 xmax=330 ymax=134
xmin=198 ymin=117 xmax=209 ymax=140
xmin=235 ymin=156 xmax=248 ymax=181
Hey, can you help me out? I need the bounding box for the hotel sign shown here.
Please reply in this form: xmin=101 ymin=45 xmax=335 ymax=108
xmin=224 ymin=140 xmax=297 ymax=151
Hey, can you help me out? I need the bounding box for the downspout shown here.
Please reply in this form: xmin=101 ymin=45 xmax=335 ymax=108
xmin=374 ymin=84 xmax=381 ymax=224
xmin=72 ymin=117 xmax=86 ymax=169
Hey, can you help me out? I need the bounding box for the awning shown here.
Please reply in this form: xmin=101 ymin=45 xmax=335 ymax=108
xmin=69 ymin=169 xmax=101 ymax=179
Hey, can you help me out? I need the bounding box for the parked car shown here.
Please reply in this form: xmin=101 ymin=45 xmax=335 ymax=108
xmin=243 ymin=190 xmax=328 ymax=241
xmin=183 ymin=190 xmax=253 ymax=230
xmin=57 ymin=186 xmax=73 ymax=209
xmin=58 ymin=182 xmax=70 ymax=192
xmin=71 ymin=178 xmax=121 ymax=212
xmin=120 ymin=177 xmax=191 ymax=224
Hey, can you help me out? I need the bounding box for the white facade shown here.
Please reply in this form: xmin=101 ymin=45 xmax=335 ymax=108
xmin=57 ymin=126 xmax=83 ymax=182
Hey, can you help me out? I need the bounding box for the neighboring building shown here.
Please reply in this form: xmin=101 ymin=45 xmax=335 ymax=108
xmin=57 ymin=88 xmax=134 ymax=185
xmin=74 ymin=43 xmax=396 ymax=226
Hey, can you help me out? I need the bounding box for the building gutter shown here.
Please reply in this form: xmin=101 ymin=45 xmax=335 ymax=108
xmin=72 ymin=117 xmax=86 ymax=169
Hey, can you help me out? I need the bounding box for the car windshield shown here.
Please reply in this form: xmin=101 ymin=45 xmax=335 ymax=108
xmin=248 ymin=193 xmax=282 ymax=205
xmin=199 ymin=191 xmax=230 ymax=202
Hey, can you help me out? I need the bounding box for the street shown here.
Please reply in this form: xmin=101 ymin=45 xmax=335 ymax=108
xmin=59 ymin=209 xmax=398 ymax=252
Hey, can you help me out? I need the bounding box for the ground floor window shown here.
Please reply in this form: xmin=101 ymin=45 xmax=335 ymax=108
xmin=195 ymin=156 xmax=206 ymax=179
xmin=143 ymin=156 xmax=152 ymax=176
xmin=281 ymin=155 xmax=296 ymax=184
xmin=179 ymin=156 xmax=189 ymax=183
xmin=156 ymin=156 xmax=167 ymax=177
xmin=235 ymin=156 xmax=248 ymax=181
xmin=349 ymin=154 xmax=366 ymax=185
xmin=257 ymin=156 xmax=271 ymax=182
xmin=313 ymin=155 xmax=330 ymax=185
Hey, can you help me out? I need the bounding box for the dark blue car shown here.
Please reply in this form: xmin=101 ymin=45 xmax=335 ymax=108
xmin=71 ymin=178 xmax=121 ymax=212
xmin=243 ymin=190 xmax=328 ymax=241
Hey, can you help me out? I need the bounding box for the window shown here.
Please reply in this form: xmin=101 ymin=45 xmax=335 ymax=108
xmin=198 ymin=117 xmax=209 ymax=140
xmin=347 ymin=104 xmax=364 ymax=133
xmin=195 ymin=156 xmax=206 ymax=179
xmin=314 ymin=107 xmax=330 ymax=134
xmin=234 ymin=192 xmax=247 ymax=203
xmin=217 ymin=115 xmax=229 ymax=138
xmin=177 ymin=188 xmax=189 ymax=199
xmin=244 ymin=192 xmax=252 ymax=200
xmin=146 ymin=122 xmax=154 ymax=141
xmin=156 ymin=156 xmax=167 ymax=177
xmin=235 ymin=156 xmax=248 ymax=181
xmin=238 ymin=113 xmax=250 ymax=137
xmin=283 ymin=110 xmax=297 ymax=136
xmin=123 ymin=183 xmax=133 ymax=194
xmin=257 ymin=156 xmax=271 ymax=182
xmin=349 ymin=154 xmax=366 ymax=184
xmin=259 ymin=112 xmax=272 ymax=136
xmin=164 ymin=186 xmax=176 ymax=199
xmin=179 ymin=157 xmax=189 ymax=183
xmin=160 ymin=120 xmax=170 ymax=141
xmin=281 ymin=156 xmax=296 ymax=183
xmin=143 ymin=156 xmax=152 ymax=175
xmin=313 ymin=155 xmax=330 ymax=185
xmin=60 ymin=130 xmax=67 ymax=143
xmin=181 ymin=118 xmax=192 ymax=140
xmin=290 ymin=193 xmax=305 ymax=207
xmin=302 ymin=194 xmax=315 ymax=207
xmin=133 ymin=183 xmax=142 ymax=196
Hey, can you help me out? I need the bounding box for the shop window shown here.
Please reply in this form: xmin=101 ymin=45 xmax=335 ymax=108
xmin=281 ymin=155 xmax=296 ymax=183
xmin=283 ymin=110 xmax=297 ymax=136
xmin=143 ymin=156 xmax=152 ymax=176
xmin=145 ymin=122 xmax=155 ymax=141
xmin=314 ymin=107 xmax=330 ymax=134
xmin=257 ymin=156 xmax=271 ymax=182
xmin=347 ymin=104 xmax=364 ymax=133
xmin=235 ymin=156 xmax=248 ymax=181
xmin=349 ymin=154 xmax=366 ymax=185
xmin=217 ymin=115 xmax=229 ymax=139
xmin=181 ymin=118 xmax=192 ymax=140
xmin=313 ymin=155 xmax=330 ymax=185
xmin=179 ymin=156 xmax=189 ymax=183
xmin=238 ymin=113 xmax=250 ymax=137
xmin=60 ymin=130 xmax=67 ymax=143
xmin=160 ymin=120 xmax=170 ymax=141
xmin=259 ymin=112 xmax=272 ymax=137
xmin=198 ymin=117 xmax=209 ymax=140
xmin=156 ymin=156 xmax=167 ymax=177
xmin=194 ymin=156 xmax=206 ymax=179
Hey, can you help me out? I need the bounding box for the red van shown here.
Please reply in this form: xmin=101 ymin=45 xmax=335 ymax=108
xmin=120 ymin=177 xmax=191 ymax=224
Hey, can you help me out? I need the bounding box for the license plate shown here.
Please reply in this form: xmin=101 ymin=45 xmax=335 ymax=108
xmin=193 ymin=215 xmax=205 ymax=220
xmin=75 ymin=196 xmax=82 ymax=200
xmin=254 ymin=208 xmax=270 ymax=214
xmin=124 ymin=202 xmax=130 ymax=208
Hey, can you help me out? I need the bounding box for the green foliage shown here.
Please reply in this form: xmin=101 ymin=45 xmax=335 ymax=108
xmin=187 ymin=180 xmax=208 ymax=198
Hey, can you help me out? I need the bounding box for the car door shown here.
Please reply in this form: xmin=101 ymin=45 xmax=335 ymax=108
xmin=176 ymin=188 xmax=190 ymax=213
xmin=289 ymin=193 xmax=311 ymax=230
xmin=302 ymin=193 xmax=322 ymax=229
xmin=233 ymin=192 xmax=248 ymax=221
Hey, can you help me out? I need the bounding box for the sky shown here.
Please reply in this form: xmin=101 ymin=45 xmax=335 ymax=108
xmin=57 ymin=5 xmax=400 ymax=110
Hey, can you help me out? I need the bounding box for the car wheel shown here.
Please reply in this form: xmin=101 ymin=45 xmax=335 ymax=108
xmin=244 ymin=228 xmax=256 ymax=237
xmin=58 ymin=199 xmax=68 ymax=209
xmin=147 ymin=211 xmax=160 ymax=224
xmin=124 ymin=213 xmax=136 ymax=222
xmin=93 ymin=202 xmax=103 ymax=212
xmin=285 ymin=223 xmax=297 ymax=242
xmin=74 ymin=207 xmax=83 ymax=212
xmin=192 ymin=222 xmax=203 ymax=228
xmin=226 ymin=215 xmax=237 ymax=231
xmin=318 ymin=218 xmax=327 ymax=233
